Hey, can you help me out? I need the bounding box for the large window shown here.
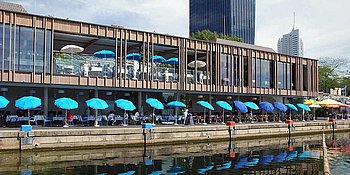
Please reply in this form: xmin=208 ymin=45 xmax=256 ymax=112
xmin=220 ymin=53 xmax=230 ymax=85
xmin=18 ymin=27 xmax=34 ymax=72
xmin=253 ymin=58 xmax=272 ymax=88
xmin=277 ymin=62 xmax=291 ymax=89
xmin=0 ymin=24 xmax=51 ymax=73
xmin=243 ymin=56 xmax=248 ymax=87
xmin=303 ymin=65 xmax=308 ymax=91
xmin=292 ymin=63 xmax=296 ymax=90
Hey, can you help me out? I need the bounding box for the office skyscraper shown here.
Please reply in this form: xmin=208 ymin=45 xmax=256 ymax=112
xmin=189 ymin=0 xmax=256 ymax=44
xmin=277 ymin=29 xmax=304 ymax=57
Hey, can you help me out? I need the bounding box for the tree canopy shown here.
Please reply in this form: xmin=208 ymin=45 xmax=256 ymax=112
xmin=190 ymin=30 xmax=243 ymax=42
xmin=318 ymin=57 xmax=349 ymax=94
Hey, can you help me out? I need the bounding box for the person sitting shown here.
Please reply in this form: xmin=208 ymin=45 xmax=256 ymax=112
xmin=107 ymin=111 xmax=115 ymax=125
xmin=67 ymin=111 xmax=73 ymax=126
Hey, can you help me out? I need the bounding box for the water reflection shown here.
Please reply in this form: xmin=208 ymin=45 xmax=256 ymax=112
xmin=328 ymin=133 xmax=350 ymax=175
xmin=2 ymin=133 xmax=347 ymax=175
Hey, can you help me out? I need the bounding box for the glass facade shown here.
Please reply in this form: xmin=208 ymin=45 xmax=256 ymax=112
xmin=190 ymin=0 xmax=256 ymax=44
xmin=0 ymin=23 xmax=51 ymax=73
xmin=0 ymin=15 xmax=316 ymax=96
xmin=277 ymin=62 xmax=292 ymax=90
xmin=252 ymin=58 xmax=273 ymax=88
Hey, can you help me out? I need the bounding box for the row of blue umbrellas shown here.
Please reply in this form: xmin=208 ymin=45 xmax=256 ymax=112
xmin=93 ymin=50 xmax=179 ymax=65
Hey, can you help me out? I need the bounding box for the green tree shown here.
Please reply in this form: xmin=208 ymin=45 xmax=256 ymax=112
xmin=190 ymin=30 xmax=243 ymax=42
xmin=318 ymin=57 xmax=347 ymax=93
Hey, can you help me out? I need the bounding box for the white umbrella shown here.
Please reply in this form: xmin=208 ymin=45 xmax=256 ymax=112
xmin=309 ymin=104 xmax=321 ymax=121
xmin=60 ymin=45 xmax=84 ymax=53
xmin=188 ymin=60 xmax=206 ymax=68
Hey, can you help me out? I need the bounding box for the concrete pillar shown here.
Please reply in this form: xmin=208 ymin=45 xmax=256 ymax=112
xmin=138 ymin=91 xmax=142 ymax=114
xmin=44 ymin=87 xmax=48 ymax=117
xmin=94 ymin=89 xmax=98 ymax=98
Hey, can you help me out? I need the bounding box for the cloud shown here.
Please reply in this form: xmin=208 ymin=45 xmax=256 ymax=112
xmin=7 ymin=0 xmax=350 ymax=59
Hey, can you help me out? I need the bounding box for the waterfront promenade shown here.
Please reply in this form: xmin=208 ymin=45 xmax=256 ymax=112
xmin=1 ymin=120 xmax=350 ymax=151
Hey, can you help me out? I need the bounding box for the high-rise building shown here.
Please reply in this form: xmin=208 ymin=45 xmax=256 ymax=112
xmin=277 ymin=29 xmax=304 ymax=57
xmin=189 ymin=0 xmax=256 ymax=44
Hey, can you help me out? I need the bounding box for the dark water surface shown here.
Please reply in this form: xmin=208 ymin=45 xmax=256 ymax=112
xmin=0 ymin=133 xmax=349 ymax=175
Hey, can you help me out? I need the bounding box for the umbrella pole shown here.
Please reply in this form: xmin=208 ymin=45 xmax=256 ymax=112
xmin=28 ymin=109 xmax=30 ymax=125
xmin=203 ymin=108 xmax=206 ymax=124
xmin=289 ymin=110 xmax=292 ymax=120
xmin=94 ymin=109 xmax=99 ymax=127
xmin=251 ymin=109 xmax=253 ymax=123
xmin=152 ymin=108 xmax=155 ymax=125
xmin=222 ymin=109 xmax=225 ymax=124
xmin=175 ymin=107 xmax=178 ymax=125
xmin=65 ymin=109 xmax=68 ymax=127
xmin=302 ymin=109 xmax=305 ymax=121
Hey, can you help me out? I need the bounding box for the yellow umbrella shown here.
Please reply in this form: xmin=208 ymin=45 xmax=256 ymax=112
xmin=318 ymin=99 xmax=342 ymax=107
xmin=304 ymin=99 xmax=318 ymax=105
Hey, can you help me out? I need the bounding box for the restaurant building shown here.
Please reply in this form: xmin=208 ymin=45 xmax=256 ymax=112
xmin=0 ymin=7 xmax=318 ymax=117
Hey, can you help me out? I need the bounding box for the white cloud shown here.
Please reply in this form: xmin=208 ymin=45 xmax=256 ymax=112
xmin=8 ymin=0 xmax=350 ymax=59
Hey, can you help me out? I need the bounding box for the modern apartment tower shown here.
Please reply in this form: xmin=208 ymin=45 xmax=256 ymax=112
xmin=189 ymin=0 xmax=256 ymax=44
xmin=277 ymin=29 xmax=304 ymax=57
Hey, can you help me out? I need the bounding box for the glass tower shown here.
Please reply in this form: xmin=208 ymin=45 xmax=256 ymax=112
xmin=190 ymin=0 xmax=256 ymax=44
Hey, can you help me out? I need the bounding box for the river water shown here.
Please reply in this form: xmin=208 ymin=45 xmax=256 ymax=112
xmin=0 ymin=133 xmax=349 ymax=175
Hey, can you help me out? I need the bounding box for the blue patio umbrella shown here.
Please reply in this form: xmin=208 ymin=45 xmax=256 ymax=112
xmin=274 ymin=152 xmax=287 ymax=163
xmin=15 ymin=96 xmax=42 ymax=125
xmin=274 ymin=102 xmax=288 ymax=112
xmin=115 ymin=99 xmax=136 ymax=111
xmin=0 ymin=96 xmax=9 ymax=109
xmin=148 ymin=171 xmax=163 ymax=175
xmin=167 ymin=101 xmax=186 ymax=108
xmin=15 ymin=96 xmax=41 ymax=110
xmin=125 ymin=53 xmax=142 ymax=61
xmin=55 ymin=97 xmax=78 ymax=127
xmin=216 ymin=101 xmax=232 ymax=123
xmin=167 ymin=166 xmax=185 ymax=175
xmin=86 ymin=98 xmax=108 ymax=110
xmin=150 ymin=55 xmax=166 ymax=63
xmin=146 ymin=98 xmax=164 ymax=125
xmin=86 ymin=98 xmax=108 ymax=127
xmin=55 ymin=97 xmax=78 ymax=110
xmin=146 ymin=98 xmax=164 ymax=110
xmin=286 ymin=104 xmax=298 ymax=111
xmin=197 ymin=101 xmax=214 ymax=124
xmin=165 ymin=57 xmax=179 ymax=65
xmin=297 ymin=103 xmax=310 ymax=121
xmin=234 ymin=101 xmax=248 ymax=113
xmin=94 ymin=50 xmax=115 ymax=58
xmin=117 ymin=171 xmax=136 ymax=175
xmin=244 ymin=102 xmax=259 ymax=110
xmin=260 ymin=155 xmax=274 ymax=165
xmin=197 ymin=101 xmax=214 ymax=110
xmin=216 ymin=101 xmax=232 ymax=111
xmin=167 ymin=101 xmax=186 ymax=125
xmin=273 ymin=102 xmax=287 ymax=122
xmin=260 ymin=102 xmax=275 ymax=112
xmin=297 ymin=103 xmax=311 ymax=111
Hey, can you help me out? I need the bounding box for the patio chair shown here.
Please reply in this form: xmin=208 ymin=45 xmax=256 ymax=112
xmin=107 ymin=114 xmax=115 ymax=126
xmin=78 ymin=115 xmax=88 ymax=126
xmin=8 ymin=116 xmax=18 ymax=127
xmin=31 ymin=115 xmax=45 ymax=126
xmin=43 ymin=116 xmax=52 ymax=127
xmin=130 ymin=115 xmax=139 ymax=125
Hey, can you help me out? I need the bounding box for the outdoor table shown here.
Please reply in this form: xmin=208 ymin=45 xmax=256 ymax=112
xmin=52 ymin=117 xmax=65 ymax=126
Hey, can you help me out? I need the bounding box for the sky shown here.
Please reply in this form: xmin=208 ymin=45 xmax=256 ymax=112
xmin=8 ymin=0 xmax=350 ymax=59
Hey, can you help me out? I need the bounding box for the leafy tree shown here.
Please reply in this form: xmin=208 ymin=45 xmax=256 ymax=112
xmin=190 ymin=30 xmax=243 ymax=42
xmin=318 ymin=57 xmax=347 ymax=93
